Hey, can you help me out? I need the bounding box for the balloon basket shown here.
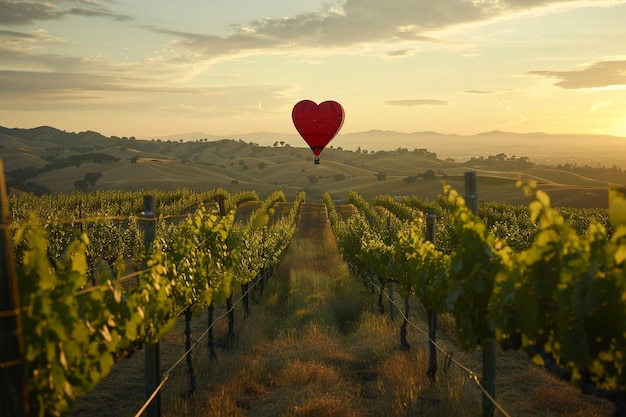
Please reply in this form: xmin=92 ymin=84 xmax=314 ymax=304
xmin=314 ymin=157 xmax=320 ymax=164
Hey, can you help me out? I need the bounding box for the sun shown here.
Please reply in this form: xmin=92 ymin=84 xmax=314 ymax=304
xmin=611 ymin=120 xmax=626 ymax=138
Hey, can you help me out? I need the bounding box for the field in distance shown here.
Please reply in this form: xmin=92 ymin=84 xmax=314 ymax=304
xmin=2 ymin=125 xmax=624 ymax=208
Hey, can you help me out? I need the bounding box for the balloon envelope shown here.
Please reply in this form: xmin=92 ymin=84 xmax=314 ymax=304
xmin=292 ymin=100 xmax=344 ymax=158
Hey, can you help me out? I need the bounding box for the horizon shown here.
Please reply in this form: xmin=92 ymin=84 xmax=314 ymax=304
xmin=1 ymin=2 xmax=626 ymax=139
xmin=8 ymin=122 xmax=626 ymax=142
xmin=4 ymin=123 xmax=625 ymax=169
xmin=150 ymin=127 xmax=626 ymax=139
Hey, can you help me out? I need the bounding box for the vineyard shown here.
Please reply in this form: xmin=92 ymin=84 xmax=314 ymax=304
xmin=324 ymin=174 xmax=626 ymax=416
xmin=1 ymin=168 xmax=304 ymax=417
xmin=2 ymin=163 xmax=626 ymax=416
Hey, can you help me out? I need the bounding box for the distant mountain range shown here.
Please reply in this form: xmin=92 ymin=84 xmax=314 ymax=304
xmin=155 ymin=129 xmax=626 ymax=169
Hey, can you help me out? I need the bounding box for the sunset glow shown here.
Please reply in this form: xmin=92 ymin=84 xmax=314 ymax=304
xmin=1 ymin=1 xmax=625 ymax=140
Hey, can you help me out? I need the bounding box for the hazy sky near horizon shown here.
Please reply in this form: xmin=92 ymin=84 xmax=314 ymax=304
xmin=1 ymin=0 xmax=626 ymax=140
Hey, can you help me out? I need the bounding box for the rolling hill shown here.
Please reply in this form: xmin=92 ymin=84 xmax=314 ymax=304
xmin=1 ymin=125 xmax=624 ymax=208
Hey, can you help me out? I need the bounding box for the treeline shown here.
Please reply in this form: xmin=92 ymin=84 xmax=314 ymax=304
xmin=7 ymin=153 xmax=119 ymax=194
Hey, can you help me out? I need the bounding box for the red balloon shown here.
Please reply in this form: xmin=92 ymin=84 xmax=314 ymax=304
xmin=292 ymin=100 xmax=344 ymax=163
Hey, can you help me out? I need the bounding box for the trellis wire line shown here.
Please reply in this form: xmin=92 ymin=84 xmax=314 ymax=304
xmin=132 ymin=269 xmax=267 ymax=417
xmin=17 ymin=213 xmax=195 ymax=225
xmin=132 ymin=374 xmax=170 ymax=417
xmin=368 ymin=277 xmax=512 ymax=417
xmin=75 ymin=268 xmax=150 ymax=296
xmin=163 ymin=270 xmax=267 ymax=375
xmin=75 ymin=214 xmax=228 ymax=297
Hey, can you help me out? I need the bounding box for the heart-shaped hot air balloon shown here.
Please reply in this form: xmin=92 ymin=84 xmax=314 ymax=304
xmin=292 ymin=100 xmax=344 ymax=164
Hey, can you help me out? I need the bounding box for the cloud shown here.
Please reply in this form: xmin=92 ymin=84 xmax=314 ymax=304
xmin=0 ymin=29 xmax=34 ymax=38
xmin=529 ymin=59 xmax=626 ymax=89
xmin=0 ymin=70 xmax=152 ymax=94
xmin=588 ymin=100 xmax=613 ymax=113
xmin=0 ymin=0 xmax=132 ymax=26
xmin=0 ymin=69 xmax=293 ymax=115
xmin=66 ymin=7 xmax=132 ymax=22
xmin=385 ymin=49 xmax=416 ymax=57
xmin=145 ymin=0 xmax=586 ymax=60
xmin=0 ymin=47 xmax=87 ymax=72
xmin=465 ymin=90 xmax=494 ymax=94
xmin=0 ymin=29 xmax=66 ymax=53
xmin=385 ymin=99 xmax=450 ymax=106
xmin=147 ymin=27 xmax=278 ymax=58
xmin=0 ymin=1 xmax=59 ymax=25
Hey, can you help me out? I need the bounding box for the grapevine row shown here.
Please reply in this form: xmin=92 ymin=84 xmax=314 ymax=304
xmin=9 ymin=188 xmax=261 ymax=269
xmin=14 ymin=189 xmax=303 ymax=417
xmin=325 ymin=183 xmax=626 ymax=416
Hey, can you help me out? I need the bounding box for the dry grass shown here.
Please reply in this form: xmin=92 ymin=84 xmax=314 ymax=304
xmin=71 ymin=203 xmax=615 ymax=417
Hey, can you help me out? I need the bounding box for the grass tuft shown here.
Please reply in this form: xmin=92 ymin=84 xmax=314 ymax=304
xmin=288 ymin=394 xmax=365 ymax=417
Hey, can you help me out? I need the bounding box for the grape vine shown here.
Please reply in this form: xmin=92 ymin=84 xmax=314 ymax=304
xmin=326 ymin=184 xmax=626 ymax=415
xmin=13 ymin=189 xmax=300 ymax=417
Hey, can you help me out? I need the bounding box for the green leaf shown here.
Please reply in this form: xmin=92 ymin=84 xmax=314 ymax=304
xmin=615 ymin=245 xmax=626 ymax=265
xmin=609 ymin=188 xmax=626 ymax=227
xmin=153 ymin=317 xmax=178 ymax=342
xmin=532 ymin=354 xmax=545 ymax=366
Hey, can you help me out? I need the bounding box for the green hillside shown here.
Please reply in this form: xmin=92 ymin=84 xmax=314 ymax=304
xmin=1 ymin=125 xmax=624 ymax=208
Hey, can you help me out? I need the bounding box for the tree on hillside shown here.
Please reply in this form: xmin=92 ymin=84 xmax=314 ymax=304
xmin=84 ymin=172 xmax=102 ymax=187
xmin=74 ymin=179 xmax=89 ymax=191
xmin=419 ymin=169 xmax=437 ymax=180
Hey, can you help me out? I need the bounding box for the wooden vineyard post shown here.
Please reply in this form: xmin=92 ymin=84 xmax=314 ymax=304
xmin=386 ymin=215 xmax=395 ymax=322
xmin=216 ymin=194 xmax=235 ymax=337
xmin=388 ymin=282 xmax=395 ymax=321
xmin=184 ymin=307 xmax=196 ymax=396
xmin=377 ymin=279 xmax=386 ymax=314
xmin=464 ymin=171 xmax=479 ymax=216
xmin=207 ymin=303 xmax=217 ymax=358
xmin=227 ymin=296 xmax=234 ymax=337
xmin=399 ymin=297 xmax=411 ymax=351
xmin=426 ymin=210 xmax=438 ymax=381
xmin=465 ymin=172 xmax=496 ymax=417
xmin=216 ymin=194 xmax=226 ymax=217
xmin=141 ymin=196 xmax=161 ymax=417
xmin=0 ymin=160 xmax=29 ymax=416
xmin=242 ymin=282 xmax=250 ymax=318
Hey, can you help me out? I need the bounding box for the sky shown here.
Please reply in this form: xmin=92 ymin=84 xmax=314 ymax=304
xmin=1 ymin=0 xmax=626 ymax=141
